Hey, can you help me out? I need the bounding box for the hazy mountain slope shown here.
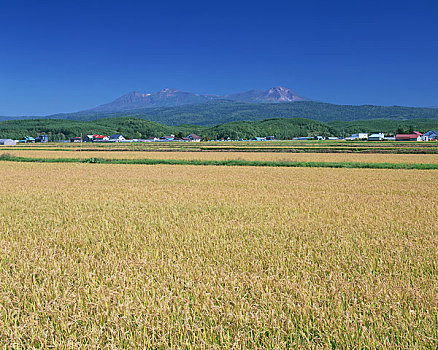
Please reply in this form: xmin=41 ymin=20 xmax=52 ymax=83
xmin=85 ymin=89 xmax=219 ymax=112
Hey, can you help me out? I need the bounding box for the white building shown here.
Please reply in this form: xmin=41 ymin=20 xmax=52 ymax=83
xmin=109 ymin=134 xmax=126 ymax=142
xmin=0 ymin=139 xmax=16 ymax=145
xmin=351 ymin=133 xmax=368 ymax=140
xmin=368 ymin=133 xmax=385 ymax=141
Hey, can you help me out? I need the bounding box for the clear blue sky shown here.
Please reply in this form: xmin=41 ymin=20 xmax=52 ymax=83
xmin=0 ymin=0 xmax=437 ymax=115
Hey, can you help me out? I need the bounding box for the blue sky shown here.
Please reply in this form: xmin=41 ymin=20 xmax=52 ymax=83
xmin=0 ymin=0 xmax=437 ymax=115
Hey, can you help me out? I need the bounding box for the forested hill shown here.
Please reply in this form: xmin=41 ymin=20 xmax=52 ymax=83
xmin=54 ymin=101 xmax=438 ymax=125
xmin=3 ymin=101 xmax=438 ymax=125
xmin=1 ymin=116 xmax=438 ymax=141
xmin=0 ymin=117 xmax=333 ymax=140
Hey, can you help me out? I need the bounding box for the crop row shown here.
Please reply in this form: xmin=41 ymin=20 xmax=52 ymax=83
xmin=1 ymin=153 xmax=438 ymax=169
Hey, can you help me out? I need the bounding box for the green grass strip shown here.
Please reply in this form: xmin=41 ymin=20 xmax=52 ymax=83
xmin=1 ymin=154 xmax=438 ymax=170
xmin=2 ymin=147 xmax=438 ymax=154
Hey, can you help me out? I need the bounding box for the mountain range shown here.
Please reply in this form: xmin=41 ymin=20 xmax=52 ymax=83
xmin=1 ymin=86 xmax=438 ymax=127
xmin=84 ymin=86 xmax=308 ymax=112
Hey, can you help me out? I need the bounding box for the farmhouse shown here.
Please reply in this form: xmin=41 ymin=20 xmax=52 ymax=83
xmin=82 ymin=135 xmax=93 ymax=142
xmin=35 ymin=135 xmax=49 ymax=143
xmin=18 ymin=136 xmax=35 ymax=143
xmin=0 ymin=139 xmax=16 ymax=145
xmin=395 ymin=131 xmax=422 ymax=141
xmin=161 ymin=135 xmax=175 ymax=141
xmin=351 ymin=133 xmax=368 ymax=140
xmin=187 ymin=134 xmax=202 ymax=142
xmin=109 ymin=134 xmax=126 ymax=142
xmin=423 ymin=130 xmax=438 ymax=140
xmin=92 ymin=134 xmax=109 ymax=141
xmin=368 ymin=133 xmax=385 ymax=141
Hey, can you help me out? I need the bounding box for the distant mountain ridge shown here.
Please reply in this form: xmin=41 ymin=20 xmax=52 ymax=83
xmin=1 ymin=89 xmax=438 ymax=127
xmin=83 ymin=86 xmax=308 ymax=112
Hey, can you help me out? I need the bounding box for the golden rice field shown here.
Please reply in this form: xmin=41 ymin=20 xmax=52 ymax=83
xmin=0 ymin=162 xmax=437 ymax=348
xmin=2 ymin=149 xmax=438 ymax=164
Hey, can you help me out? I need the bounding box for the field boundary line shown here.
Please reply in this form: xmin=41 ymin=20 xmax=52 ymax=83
xmin=1 ymin=154 xmax=438 ymax=170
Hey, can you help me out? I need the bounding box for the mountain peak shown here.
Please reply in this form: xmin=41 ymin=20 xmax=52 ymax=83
xmin=268 ymin=86 xmax=293 ymax=93
xmin=270 ymin=85 xmax=289 ymax=90
xmin=265 ymin=86 xmax=304 ymax=102
xmin=224 ymin=86 xmax=307 ymax=103
xmin=83 ymin=86 xmax=309 ymax=113
xmin=159 ymin=88 xmax=180 ymax=93
xmin=124 ymin=91 xmax=151 ymax=98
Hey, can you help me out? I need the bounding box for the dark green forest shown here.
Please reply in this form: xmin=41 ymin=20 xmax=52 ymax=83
xmin=126 ymin=101 xmax=438 ymax=126
xmin=204 ymin=118 xmax=338 ymax=139
xmin=3 ymin=101 xmax=438 ymax=126
xmin=1 ymin=116 xmax=437 ymax=141
xmin=327 ymin=119 xmax=438 ymax=135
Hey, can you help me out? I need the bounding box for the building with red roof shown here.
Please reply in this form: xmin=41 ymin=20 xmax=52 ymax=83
xmin=395 ymin=131 xmax=422 ymax=141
